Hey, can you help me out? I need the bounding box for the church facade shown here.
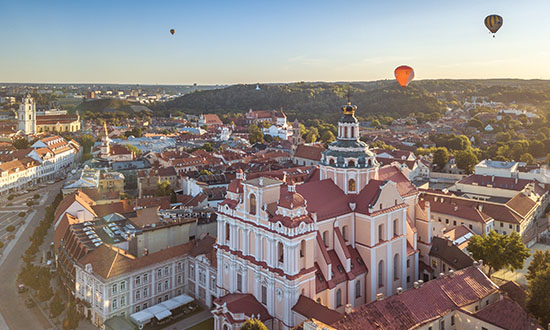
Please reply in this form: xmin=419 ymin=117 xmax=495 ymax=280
xmin=213 ymin=102 xmax=422 ymax=330
xmin=18 ymin=94 xmax=81 ymax=135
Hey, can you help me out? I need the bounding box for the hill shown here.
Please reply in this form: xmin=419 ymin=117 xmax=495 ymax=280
xmin=76 ymin=99 xmax=152 ymax=119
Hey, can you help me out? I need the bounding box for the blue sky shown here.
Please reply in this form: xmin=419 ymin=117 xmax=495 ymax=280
xmin=1 ymin=0 xmax=549 ymax=84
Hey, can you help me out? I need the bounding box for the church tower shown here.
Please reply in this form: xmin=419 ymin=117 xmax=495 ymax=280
xmin=319 ymin=101 xmax=378 ymax=194
xmin=100 ymin=122 xmax=111 ymax=158
xmin=18 ymin=94 xmax=36 ymax=134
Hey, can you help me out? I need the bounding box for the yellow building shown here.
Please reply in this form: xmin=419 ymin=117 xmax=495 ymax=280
xmin=36 ymin=114 xmax=81 ymax=133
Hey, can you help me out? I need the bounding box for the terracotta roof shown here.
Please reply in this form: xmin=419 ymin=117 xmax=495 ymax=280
xmin=332 ymin=266 xmax=499 ymax=330
xmin=297 ymin=179 xmax=351 ymax=220
xmin=429 ymin=237 xmax=474 ymax=270
xmin=54 ymin=190 xmax=96 ymax=224
xmin=54 ymin=213 xmax=79 ymax=252
xmin=377 ymin=165 xmax=417 ymax=197
xmin=214 ymin=293 xmax=271 ymax=322
xmin=473 ymin=297 xmax=542 ymax=330
xmin=189 ymin=234 xmax=217 ymax=267
xmin=292 ymin=295 xmax=343 ymax=325
xmin=128 ymin=207 xmax=160 ymax=228
xmin=458 ymin=174 xmax=533 ymax=191
xmin=499 ymin=281 xmax=527 ymax=308
xmin=77 ymin=242 xmax=193 ymax=280
xmin=505 ymin=192 xmax=537 ymax=218
xmin=201 ymin=114 xmax=223 ymax=125
xmin=278 ymin=185 xmax=306 ymax=209
xmin=294 ymin=144 xmax=324 ymax=161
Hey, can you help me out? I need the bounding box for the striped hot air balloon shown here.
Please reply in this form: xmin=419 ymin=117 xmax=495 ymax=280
xmin=394 ymin=65 xmax=415 ymax=88
xmin=484 ymin=15 xmax=503 ymax=37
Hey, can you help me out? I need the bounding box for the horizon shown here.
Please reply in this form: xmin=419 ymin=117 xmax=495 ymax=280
xmin=2 ymin=0 xmax=550 ymax=84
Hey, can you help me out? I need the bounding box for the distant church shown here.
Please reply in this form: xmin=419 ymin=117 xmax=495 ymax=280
xmin=18 ymin=94 xmax=81 ymax=135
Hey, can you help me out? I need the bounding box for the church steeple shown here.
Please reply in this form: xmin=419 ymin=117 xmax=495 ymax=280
xmin=18 ymin=94 xmax=36 ymax=135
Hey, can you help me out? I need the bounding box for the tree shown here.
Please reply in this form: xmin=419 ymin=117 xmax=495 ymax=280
xmin=467 ymin=231 xmax=530 ymax=275
xmin=200 ymin=142 xmax=214 ymax=152
xmin=455 ymin=149 xmax=478 ymax=174
xmin=520 ymin=152 xmax=535 ymax=165
xmin=156 ymin=180 xmax=172 ymax=196
xmin=124 ymin=144 xmax=142 ymax=156
xmin=371 ymin=119 xmax=382 ymax=128
xmin=527 ymin=250 xmax=550 ymax=282
xmin=527 ymin=267 xmax=550 ymax=326
xmin=432 ymin=147 xmax=449 ymax=170
xmin=50 ymin=290 xmax=65 ymax=318
xmin=78 ymin=134 xmax=95 ymax=154
xmin=248 ymin=124 xmax=264 ymax=144
xmin=241 ymin=318 xmax=268 ymax=330
xmin=320 ymin=130 xmax=336 ymax=143
xmin=528 ymin=140 xmax=545 ymax=158
xmin=124 ymin=127 xmax=143 ymax=138
xmin=468 ymin=118 xmax=483 ymax=129
xmin=495 ymin=132 xmax=511 ymax=143
xmin=13 ymin=138 xmax=30 ymax=149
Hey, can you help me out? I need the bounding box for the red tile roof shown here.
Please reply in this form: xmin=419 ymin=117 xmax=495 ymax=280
xmin=214 ymin=293 xmax=271 ymax=322
xmin=292 ymin=295 xmax=343 ymax=325
xmin=473 ymin=297 xmax=542 ymax=330
xmin=294 ymin=144 xmax=324 ymax=161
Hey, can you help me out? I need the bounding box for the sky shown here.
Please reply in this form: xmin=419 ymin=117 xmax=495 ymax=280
xmin=1 ymin=0 xmax=550 ymax=84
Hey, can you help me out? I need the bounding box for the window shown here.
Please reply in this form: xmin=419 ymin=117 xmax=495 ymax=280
xmin=210 ymin=277 xmax=216 ymax=290
xmin=348 ymin=160 xmax=355 ymax=168
xmin=177 ymin=262 xmax=182 ymax=271
xmin=135 ymin=290 xmax=141 ymax=301
xmin=378 ymin=224 xmax=384 ymax=243
xmin=249 ymin=194 xmax=257 ymax=215
xmin=112 ymin=299 xmax=118 ymax=311
xmin=393 ymin=254 xmax=400 ymax=280
xmin=157 ymin=269 xmax=162 ymax=278
xmin=112 ymin=284 xmax=117 ymax=295
xmin=440 ymin=320 xmax=445 ymax=330
xmin=451 ymin=315 xmax=455 ymax=325
xmin=336 ymin=289 xmax=342 ymax=307
xmin=393 ymin=219 xmax=399 ymax=237
xmin=300 ymin=240 xmax=305 ymax=258
xmin=469 ymin=224 xmax=473 ymax=230
xmin=120 ymin=295 xmax=126 ymax=307
xmin=177 ymin=275 xmax=182 ymax=285
xmin=189 ymin=264 xmax=195 ymax=280
xmin=225 ymin=223 xmax=230 ymax=242
xmin=344 ymin=126 xmax=348 ymax=138
xmin=261 ymin=285 xmax=267 ymax=305
xmin=237 ymin=273 xmax=242 ymax=292
xmin=157 ymin=282 xmax=162 ymax=292
xmin=378 ymin=260 xmax=384 ymax=288
xmin=322 ymin=231 xmax=329 ymax=247
xmin=407 ymin=276 xmax=410 ymax=283
xmin=316 ymin=298 xmax=321 ymax=304
xmin=278 ymin=242 xmax=284 ymax=263
xmin=453 ymin=220 xmax=456 ymax=226
xmin=136 ymin=305 xmax=141 ymax=312
xmin=143 ymin=274 xmax=148 ymax=283
xmin=407 ymin=259 xmax=410 ymax=268
xmin=164 ymin=280 xmax=169 ymax=290
xmin=445 ymin=219 xmax=449 ymax=224
xmin=143 ymin=303 xmax=148 ymax=309
xmin=144 ymin=287 xmax=148 ymax=297
xmin=500 ymin=222 xmax=503 ymax=227
xmin=164 ymin=294 xmax=168 ymax=301
xmin=157 ymin=297 xmax=162 ymax=304
xmin=164 ymin=266 xmax=169 ymax=276
xmin=120 ymin=281 xmax=126 ymax=291
xmin=355 ymin=281 xmax=361 ymax=298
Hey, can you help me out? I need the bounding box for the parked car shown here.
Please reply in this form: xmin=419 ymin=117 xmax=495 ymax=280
xmin=17 ymin=284 xmax=27 ymax=294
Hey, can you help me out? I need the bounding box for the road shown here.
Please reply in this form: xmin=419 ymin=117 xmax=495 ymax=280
xmin=0 ymin=182 xmax=64 ymax=330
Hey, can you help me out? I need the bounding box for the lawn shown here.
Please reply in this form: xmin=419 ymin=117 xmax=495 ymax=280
xmin=186 ymin=318 xmax=214 ymax=330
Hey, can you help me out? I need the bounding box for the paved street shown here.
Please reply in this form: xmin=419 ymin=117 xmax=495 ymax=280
xmin=0 ymin=182 xmax=63 ymax=330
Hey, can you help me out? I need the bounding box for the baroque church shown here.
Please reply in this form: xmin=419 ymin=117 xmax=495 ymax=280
xmin=213 ymin=101 xmax=428 ymax=330
xmin=18 ymin=94 xmax=81 ymax=135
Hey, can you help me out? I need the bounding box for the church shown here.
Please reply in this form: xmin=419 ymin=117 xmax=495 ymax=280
xmin=213 ymin=101 xmax=425 ymax=330
xmin=18 ymin=94 xmax=81 ymax=135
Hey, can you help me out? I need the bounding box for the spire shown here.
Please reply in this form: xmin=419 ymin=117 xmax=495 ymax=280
xmin=103 ymin=122 xmax=108 ymax=138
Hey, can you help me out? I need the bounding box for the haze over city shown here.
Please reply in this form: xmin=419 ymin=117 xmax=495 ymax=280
xmin=2 ymin=0 xmax=550 ymax=84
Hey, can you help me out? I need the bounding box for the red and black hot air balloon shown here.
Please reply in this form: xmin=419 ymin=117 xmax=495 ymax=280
xmin=170 ymin=29 xmax=176 ymax=35
xmin=394 ymin=65 xmax=415 ymax=88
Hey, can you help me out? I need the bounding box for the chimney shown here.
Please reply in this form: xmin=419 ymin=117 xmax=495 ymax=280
xmin=418 ymin=280 xmax=424 ymax=287
xmin=449 ymin=270 xmax=454 ymax=278
xmin=473 ymin=260 xmax=479 ymax=267
xmin=345 ymin=303 xmax=353 ymax=314
xmin=311 ymin=212 xmax=317 ymax=222
xmin=478 ymin=259 xmax=483 ymax=267
xmin=413 ymin=281 xmax=419 ymax=289
xmin=396 ymin=287 xmax=403 ymax=295
xmin=376 ymin=293 xmax=384 ymax=301
xmin=439 ymin=272 xmax=445 ymax=278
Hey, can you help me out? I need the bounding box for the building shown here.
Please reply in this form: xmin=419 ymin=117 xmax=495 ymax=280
xmin=292 ymin=144 xmax=324 ymax=166
xmin=213 ymin=102 xmax=421 ymax=330
xmin=199 ymin=114 xmax=223 ymax=127
xmin=18 ymin=94 xmax=80 ymax=135
xmin=137 ymin=166 xmax=179 ymax=198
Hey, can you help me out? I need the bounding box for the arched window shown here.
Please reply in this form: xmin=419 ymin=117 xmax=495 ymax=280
xmin=342 ymin=225 xmax=348 ymax=241
xmin=348 ymin=178 xmax=356 ymax=192
xmin=378 ymin=260 xmax=384 ymax=288
xmin=344 ymin=126 xmax=348 ymax=138
xmin=393 ymin=219 xmax=399 ymax=237
xmin=225 ymin=223 xmax=230 ymax=243
xmin=249 ymin=194 xmax=256 ymax=215
xmin=348 ymin=160 xmax=355 ymax=167
xmin=329 ymin=158 xmax=335 ymax=166
xmin=300 ymin=240 xmax=305 ymax=258
xmin=355 ymin=280 xmax=361 ymax=298
xmin=322 ymin=231 xmax=329 ymax=247
xmin=278 ymin=241 xmax=284 ymax=263
xmin=393 ymin=254 xmax=400 ymax=280
xmin=336 ymin=288 xmax=342 ymax=307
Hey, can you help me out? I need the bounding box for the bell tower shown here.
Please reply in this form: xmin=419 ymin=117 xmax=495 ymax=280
xmin=18 ymin=94 xmax=36 ymax=134
xmin=319 ymin=101 xmax=378 ymax=194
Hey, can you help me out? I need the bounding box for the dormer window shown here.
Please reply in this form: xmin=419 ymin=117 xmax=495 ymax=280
xmin=348 ymin=179 xmax=356 ymax=192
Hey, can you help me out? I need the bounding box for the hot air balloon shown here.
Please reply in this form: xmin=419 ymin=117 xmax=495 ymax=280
xmin=484 ymin=15 xmax=503 ymax=37
xmin=394 ymin=65 xmax=415 ymax=88
xmin=170 ymin=29 xmax=176 ymax=35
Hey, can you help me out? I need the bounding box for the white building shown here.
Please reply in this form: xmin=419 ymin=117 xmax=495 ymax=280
xmin=18 ymin=94 xmax=37 ymax=134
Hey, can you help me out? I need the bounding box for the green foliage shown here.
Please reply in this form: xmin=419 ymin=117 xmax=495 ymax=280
xmin=50 ymin=290 xmax=65 ymax=318
xmin=431 ymin=134 xmax=470 ymax=151
xmin=125 ymin=127 xmax=143 ymax=138
xmin=62 ymin=301 xmax=80 ymax=330
xmin=468 ymin=118 xmax=483 ymax=129
xmin=124 ymin=144 xmax=142 ymax=156
xmin=156 ymin=180 xmax=172 ymax=196
xmin=248 ymin=124 xmax=264 ymax=144
xmin=528 ymin=140 xmax=545 ymax=158
xmin=433 ymin=147 xmax=449 ymax=170
xmin=13 ymin=138 xmax=30 ymax=149
xmin=199 ymin=169 xmax=213 ymax=176
xmin=78 ymin=134 xmax=95 ymax=154
xmin=18 ymin=212 xmax=25 ymax=217
xmin=200 ymin=142 xmax=214 ymax=152
xmin=320 ymin=130 xmax=336 ymax=143
xmin=455 ymin=149 xmax=478 ymax=174
xmin=0 ymin=241 xmax=4 ymax=249
xmin=33 ymin=194 xmax=40 ymax=200
xmin=6 ymin=225 xmax=15 ymax=232
xmin=520 ymin=153 xmax=535 ymax=165
xmin=7 ymin=195 xmax=14 ymax=200
xmin=240 ymin=318 xmax=268 ymax=330
xmin=526 ymin=250 xmax=550 ymax=326
xmin=467 ymin=231 xmax=530 ymax=275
